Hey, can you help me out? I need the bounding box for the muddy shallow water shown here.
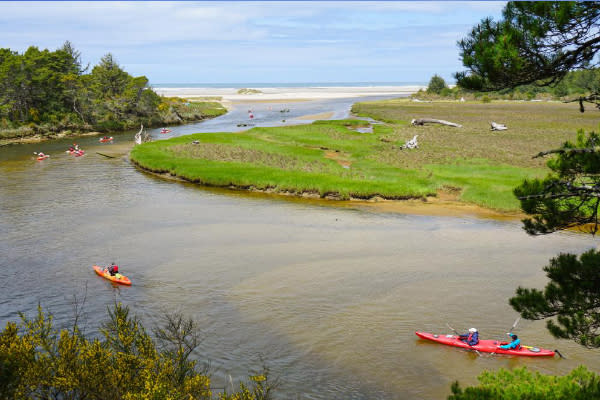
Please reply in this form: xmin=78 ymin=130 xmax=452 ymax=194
xmin=1 ymin=98 xmax=599 ymax=399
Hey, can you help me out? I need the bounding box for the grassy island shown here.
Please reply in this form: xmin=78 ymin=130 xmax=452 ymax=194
xmin=130 ymin=99 xmax=598 ymax=211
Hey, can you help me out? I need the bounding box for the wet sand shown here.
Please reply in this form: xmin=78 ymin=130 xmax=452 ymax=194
xmin=132 ymin=162 xmax=524 ymax=222
xmin=155 ymin=85 xmax=423 ymax=101
xmin=295 ymin=111 xmax=336 ymax=120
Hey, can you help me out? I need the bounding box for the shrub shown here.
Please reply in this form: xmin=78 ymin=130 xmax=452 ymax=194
xmin=440 ymin=87 xmax=453 ymax=97
xmin=0 ymin=303 xmax=273 ymax=400
xmin=448 ymin=366 xmax=600 ymax=400
xmin=427 ymin=74 xmax=448 ymax=94
xmin=237 ymin=88 xmax=263 ymax=94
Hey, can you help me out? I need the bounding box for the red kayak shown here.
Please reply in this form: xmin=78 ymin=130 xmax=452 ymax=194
xmin=36 ymin=154 xmax=49 ymax=161
xmin=415 ymin=331 xmax=555 ymax=357
xmin=160 ymin=128 xmax=171 ymax=134
xmin=93 ymin=265 xmax=131 ymax=285
xmin=99 ymin=136 xmax=113 ymax=143
xmin=68 ymin=149 xmax=85 ymax=157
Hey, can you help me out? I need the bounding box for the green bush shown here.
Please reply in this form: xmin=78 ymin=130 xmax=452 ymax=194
xmin=95 ymin=119 xmax=124 ymax=132
xmin=0 ymin=303 xmax=273 ymax=400
xmin=481 ymin=95 xmax=491 ymax=103
xmin=427 ymin=74 xmax=448 ymax=94
xmin=449 ymin=366 xmax=600 ymax=400
xmin=440 ymin=87 xmax=453 ymax=97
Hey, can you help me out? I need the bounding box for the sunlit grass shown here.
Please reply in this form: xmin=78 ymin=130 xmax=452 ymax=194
xmin=131 ymin=100 xmax=596 ymax=211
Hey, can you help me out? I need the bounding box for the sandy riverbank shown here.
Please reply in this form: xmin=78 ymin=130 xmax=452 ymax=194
xmin=130 ymin=161 xmax=524 ymax=222
xmin=153 ymin=85 xmax=424 ymax=101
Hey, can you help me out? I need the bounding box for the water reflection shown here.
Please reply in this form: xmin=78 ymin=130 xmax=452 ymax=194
xmin=1 ymin=96 xmax=599 ymax=399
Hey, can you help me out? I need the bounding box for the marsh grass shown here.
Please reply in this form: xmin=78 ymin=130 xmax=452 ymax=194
xmin=131 ymin=100 xmax=598 ymax=211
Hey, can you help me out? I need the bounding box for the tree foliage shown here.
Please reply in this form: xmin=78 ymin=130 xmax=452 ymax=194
xmin=514 ymin=130 xmax=600 ymax=235
xmin=427 ymin=74 xmax=448 ymax=94
xmin=0 ymin=303 xmax=273 ymax=400
xmin=510 ymin=249 xmax=600 ymax=348
xmin=418 ymin=68 xmax=600 ymax=102
xmin=449 ymin=366 xmax=600 ymax=400
xmin=511 ymin=130 xmax=600 ymax=347
xmin=455 ymin=1 xmax=600 ymax=110
xmin=456 ymin=1 xmax=600 ymax=351
xmin=0 ymin=42 xmax=224 ymax=137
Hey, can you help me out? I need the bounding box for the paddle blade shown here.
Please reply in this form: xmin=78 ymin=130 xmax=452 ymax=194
xmin=510 ymin=317 xmax=521 ymax=332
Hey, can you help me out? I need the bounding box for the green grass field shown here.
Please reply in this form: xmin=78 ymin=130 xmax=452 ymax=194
xmin=130 ymin=99 xmax=600 ymax=211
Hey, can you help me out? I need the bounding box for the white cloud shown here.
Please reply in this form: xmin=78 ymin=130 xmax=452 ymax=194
xmin=0 ymin=1 xmax=506 ymax=82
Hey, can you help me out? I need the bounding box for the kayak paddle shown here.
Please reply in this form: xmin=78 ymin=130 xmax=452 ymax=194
xmin=447 ymin=323 xmax=481 ymax=356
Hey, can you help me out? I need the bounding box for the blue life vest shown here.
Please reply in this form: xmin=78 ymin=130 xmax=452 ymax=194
xmin=466 ymin=331 xmax=479 ymax=346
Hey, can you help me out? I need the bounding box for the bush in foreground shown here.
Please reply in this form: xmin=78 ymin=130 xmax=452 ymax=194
xmin=449 ymin=366 xmax=600 ymax=400
xmin=0 ymin=303 xmax=272 ymax=400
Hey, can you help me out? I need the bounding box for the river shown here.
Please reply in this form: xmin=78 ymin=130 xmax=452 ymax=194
xmin=1 ymin=96 xmax=598 ymax=399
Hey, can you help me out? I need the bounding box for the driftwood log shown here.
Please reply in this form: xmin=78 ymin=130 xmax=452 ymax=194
xmin=400 ymin=135 xmax=419 ymax=150
xmin=134 ymin=124 xmax=152 ymax=144
xmin=96 ymin=152 xmax=116 ymax=158
xmin=490 ymin=122 xmax=508 ymax=131
xmin=411 ymin=118 xmax=462 ymax=128
xmin=134 ymin=124 xmax=143 ymax=145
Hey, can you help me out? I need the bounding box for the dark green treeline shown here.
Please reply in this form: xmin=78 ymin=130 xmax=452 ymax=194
xmin=0 ymin=41 xmax=225 ymax=140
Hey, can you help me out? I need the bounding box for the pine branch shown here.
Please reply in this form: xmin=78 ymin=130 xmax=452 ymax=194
xmin=533 ymin=146 xmax=600 ymax=158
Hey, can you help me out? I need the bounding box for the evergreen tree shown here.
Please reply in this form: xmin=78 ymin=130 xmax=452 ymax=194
xmin=514 ymin=130 xmax=600 ymax=235
xmin=455 ymin=1 xmax=600 ymax=111
xmin=510 ymin=250 xmax=600 ymax=348
xmin=456 ymin=1 xmax=600 ymax=346
xmin=427 ymin=74 xmax=447 ymax=94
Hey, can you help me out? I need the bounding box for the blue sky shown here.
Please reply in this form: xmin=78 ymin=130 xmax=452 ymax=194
xmin=1 ymin=1 xmax=506 ymax=84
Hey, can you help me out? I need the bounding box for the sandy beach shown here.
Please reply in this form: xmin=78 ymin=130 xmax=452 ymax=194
xmin=153 ymin=85 xmax=424 ymax=101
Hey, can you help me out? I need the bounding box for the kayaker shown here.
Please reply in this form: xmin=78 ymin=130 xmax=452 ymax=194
xmin=498 ymin=333 xmax=521 ymax=350
xmin=458 ymin=328 xmax=479 ymax=345
xmin=108 ymin=262 xmax=119 ymax=276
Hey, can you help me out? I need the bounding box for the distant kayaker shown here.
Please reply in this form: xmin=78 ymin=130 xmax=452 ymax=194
xmin=108 ymin=262 xmax=119 ymax=276
xmin=458 ymin=328 xmax=479 ymax=345
xmin=498 ymin=333 xmax=521 ymax=350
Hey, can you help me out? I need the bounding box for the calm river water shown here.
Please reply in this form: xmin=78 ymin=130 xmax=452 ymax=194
xmin=1 ymin=97 xmax=599 ymax=399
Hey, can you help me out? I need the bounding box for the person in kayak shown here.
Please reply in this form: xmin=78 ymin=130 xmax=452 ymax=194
xmin=108 ymin=262 xmax=119 ymax=276
xmin=458 ymin=328 xmax=479 ymax=345
xmin=498 ymin=333 xmax=521 ymax=350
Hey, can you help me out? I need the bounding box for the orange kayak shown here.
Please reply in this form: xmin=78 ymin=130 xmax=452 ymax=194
xmin=93 ymin=265 xmax=132 ymax=285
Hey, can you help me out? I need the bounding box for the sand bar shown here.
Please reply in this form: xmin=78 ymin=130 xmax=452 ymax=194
xmin=153 ymin=85 xmax=424 ymax=101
